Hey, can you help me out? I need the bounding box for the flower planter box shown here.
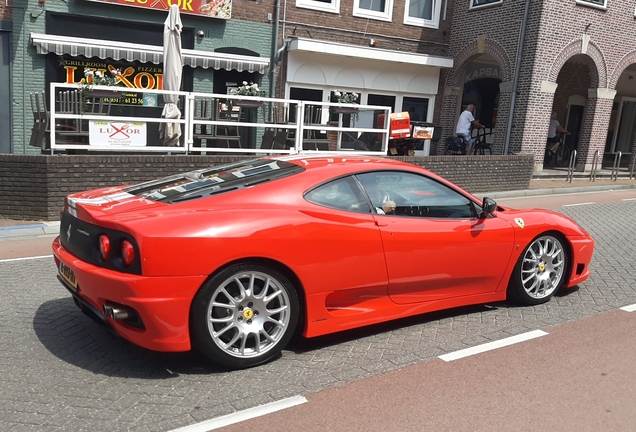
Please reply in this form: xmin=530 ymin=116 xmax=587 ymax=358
xmin=331 ymin=106 xmax=359 ymax=115
xmin=233 ymin=100 xmax=263 ymax=108
xmin=86 ymin=89 xmax=125 ymax=99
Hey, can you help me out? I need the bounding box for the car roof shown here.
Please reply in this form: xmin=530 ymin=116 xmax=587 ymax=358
xmin=272 ymin=153 xmax=424 ymax=172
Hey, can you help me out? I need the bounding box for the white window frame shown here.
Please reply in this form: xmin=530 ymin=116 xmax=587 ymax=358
xmin=296 ymin=0 xmax=340 ymax=14
xmin=575 ymin=0 xmax=607 ymax=10
xmin=403 ymin=0 xmax=442 ymax=28
xmin=353 ymin=0 xmax=393 ymax=22
xmin=470 ymin=0 xmax=503 ymax=10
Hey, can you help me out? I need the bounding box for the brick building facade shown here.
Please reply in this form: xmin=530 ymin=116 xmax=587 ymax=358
xmin=5 ymin=0 xmax=636 ymax=171
xmin=3 ymin=0 xmax=276 ymax=154
xmin=272 ymin=0 xmax=454 ymax=137
xmin=442 ymin=0 xmax=636 ymax=171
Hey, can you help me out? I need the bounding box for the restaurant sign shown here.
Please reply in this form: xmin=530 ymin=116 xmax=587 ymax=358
xmin=89 ymin=121 xmax=148 ymax=146
xmin=60 ymin=58 xmax=162 ymax=106
xmin=85 ymin=0 xmax=232 ymax=19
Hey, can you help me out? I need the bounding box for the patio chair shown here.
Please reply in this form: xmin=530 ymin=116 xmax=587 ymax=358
xmin=28 ymin=91 xmax=49 ymax=149
xmin=214 ymin=105 xmax=242 ymax=148
xmin=192 ymin=98 xmax=217 ymax=149
xmin=260 ymin=130 xmax=276 ymax=149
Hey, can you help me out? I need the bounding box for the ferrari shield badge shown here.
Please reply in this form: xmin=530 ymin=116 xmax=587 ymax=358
xmin=514 ymin=218 xmax=525 ymax=229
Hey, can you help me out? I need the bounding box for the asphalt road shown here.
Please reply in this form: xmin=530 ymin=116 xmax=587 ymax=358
xmin=0 ymin=188 xmax=635 ymax=431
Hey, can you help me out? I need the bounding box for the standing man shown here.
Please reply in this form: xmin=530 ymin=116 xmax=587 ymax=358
xmin=455 ymin=104 xmax=485 ymax=155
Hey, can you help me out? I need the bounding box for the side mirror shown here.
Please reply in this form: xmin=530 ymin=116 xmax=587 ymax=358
xmin=479 ymin=197 xmax=497 ymax=219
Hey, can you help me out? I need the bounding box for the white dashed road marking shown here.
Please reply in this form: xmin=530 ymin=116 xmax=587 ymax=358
xmin=0 ymin=255 xmax=53 ymax=263
xmin=169 ymin=395 xmax=308 ymax=432
xmin=438 ymin=330 xmax=548 ymax=362
xmin=562 ymin=202 xmax=596 ymax=207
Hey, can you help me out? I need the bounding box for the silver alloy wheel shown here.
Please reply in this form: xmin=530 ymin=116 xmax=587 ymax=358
xmin=520 ymin=235 xmax=565 ymax=299
xmin=206 ymin=271 xmax=291 ymax=359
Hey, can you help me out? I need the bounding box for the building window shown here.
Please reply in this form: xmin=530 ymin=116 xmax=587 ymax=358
xmin=353 ymin=0 xmax=393 ymax=21
xmin=470 ymin=0 xmax=502 ymax=8
xmin=402 ymin=97 xmax=429 ymax=122
xmin=403 ymin=0 xmax=442 ymax=28
xmin=296 ymin=0 xmax=340 ymax=14
xmin=575 ymin=0 xmax=607 ymax=10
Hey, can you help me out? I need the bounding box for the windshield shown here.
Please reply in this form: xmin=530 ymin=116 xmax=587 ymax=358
xmin=124 ymin=159 xmax=303 ymax=203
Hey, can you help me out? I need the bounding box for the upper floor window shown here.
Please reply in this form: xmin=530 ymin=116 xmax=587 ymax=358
xmin=404 ymin=0 xmax=442 ymax=28
xmin=470 ymin=0 xmax=502 ymax=8
xmin=354 ymin=0 xmax=393 ymax=21
xmin=575 ymin=0 xmax=606 ymax=9
xmin=296 ymin=0 xmax=340 ymax=13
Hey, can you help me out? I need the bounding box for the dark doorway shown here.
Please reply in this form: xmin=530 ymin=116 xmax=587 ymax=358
xmin=565 ymin=105 xmax=584 ymax=151
xmin=462 ymin=77 xmax=500 ymax=128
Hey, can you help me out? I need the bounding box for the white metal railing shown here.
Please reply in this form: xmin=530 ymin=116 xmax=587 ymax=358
xmin=50 ymin=83 xmax=191 ymax=153
xmin=48 ymin=83 xmax=392 ymax=155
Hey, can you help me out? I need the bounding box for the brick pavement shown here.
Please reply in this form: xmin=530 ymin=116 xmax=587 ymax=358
xmin=0 ymin=178 xmax=635 ymax=431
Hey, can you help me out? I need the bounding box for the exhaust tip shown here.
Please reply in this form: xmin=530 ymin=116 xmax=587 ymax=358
xmin=103 ymin=303 xmax=132 ymax=320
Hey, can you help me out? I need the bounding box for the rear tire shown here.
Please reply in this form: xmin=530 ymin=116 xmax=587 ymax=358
xmin=190 ymin=263 xmax=299 ymax=369
xmin=555 ymin=145 xmax=571 ymax=167
xmin=444 ymin=138 xmax=453 ymax=155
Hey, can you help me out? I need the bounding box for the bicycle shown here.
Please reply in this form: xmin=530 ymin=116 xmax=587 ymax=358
xmin=444 ymin=135 xmax=467 ymax=155
xmin=471 ymin=128 xmax=492 ymax=155
xmin=545 ymin=132 xmax=571 ymax=167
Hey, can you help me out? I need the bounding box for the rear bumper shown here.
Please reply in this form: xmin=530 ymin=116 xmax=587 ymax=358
xmin=52 ymin=236 xmax=207 ymax=352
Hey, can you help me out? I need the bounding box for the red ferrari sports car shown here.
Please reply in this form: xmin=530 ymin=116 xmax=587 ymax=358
xmin=52 ymin=155 xmax=594 ymax=369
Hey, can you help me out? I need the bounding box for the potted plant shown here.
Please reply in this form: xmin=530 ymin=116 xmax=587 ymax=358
xmin=229 ymin=81 xmax=266 ymax=107
xmin=78 ymin=68 xmax=125 ymax=111
xmin=331 ymin=89 xmax=360 ymax=115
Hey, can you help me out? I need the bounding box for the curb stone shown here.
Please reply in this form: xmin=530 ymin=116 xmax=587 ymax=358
xmin=0 ymin=222 xmax=61 ymax=239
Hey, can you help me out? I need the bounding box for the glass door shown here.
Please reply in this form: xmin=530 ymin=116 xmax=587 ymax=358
xmin=609 ymin=97 xmax=636 ymax=154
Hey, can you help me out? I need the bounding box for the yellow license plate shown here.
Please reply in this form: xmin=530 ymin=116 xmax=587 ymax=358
xmin=59 ymin=261 xmax=78 ymax=291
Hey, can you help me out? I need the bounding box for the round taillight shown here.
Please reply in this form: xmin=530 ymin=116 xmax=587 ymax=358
xmin=121 ymin=240 xmax=135 ymax=267
xmin=99 ymin=235 xmax=110 ymax=261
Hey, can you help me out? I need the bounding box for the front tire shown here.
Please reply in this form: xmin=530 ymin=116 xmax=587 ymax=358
xmin=190 ymin=263 xmax=299 ymax=369
xmin=509 ymin=234 xmax=568 ymax=305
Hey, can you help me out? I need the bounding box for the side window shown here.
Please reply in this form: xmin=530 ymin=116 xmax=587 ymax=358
xmin=575 ymin=0 xmax=606 ymax=10
xmin=305 ymin=177 xmax=370 ymax=213
xmin=470 ymin=0 xmax=502 ymax=8
xmin=356 ymin=171 xmax=477 ymax=218
xmin=354 ymin=0 xmax=393 ymax=21
xmin=403 ymin=0 xmax=442 ymax=28
xmin=296 ymin=0 xmax=340 ymax=13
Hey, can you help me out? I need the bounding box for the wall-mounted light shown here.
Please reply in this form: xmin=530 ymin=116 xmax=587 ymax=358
xmin=197 ymin=30 xmax=205 ymax=39
xmin=369 ymin=38 xmax=378 ymax=47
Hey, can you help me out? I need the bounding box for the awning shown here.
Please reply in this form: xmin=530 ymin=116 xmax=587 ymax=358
xmin=289 ymin=37 xmax=453 ymax=68
xmin=30 ymin=33 xmax=269 ymax=74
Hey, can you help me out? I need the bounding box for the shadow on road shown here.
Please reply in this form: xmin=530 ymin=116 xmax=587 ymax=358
xmin=33 ymin=297 xmax=226 ymax=377
xmin=289 ymin=302 xmax=506 ymax=354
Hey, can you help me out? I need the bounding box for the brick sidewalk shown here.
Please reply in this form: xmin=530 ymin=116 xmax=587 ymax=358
xmin=529 ymin=177 xmax=635 ymax=190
